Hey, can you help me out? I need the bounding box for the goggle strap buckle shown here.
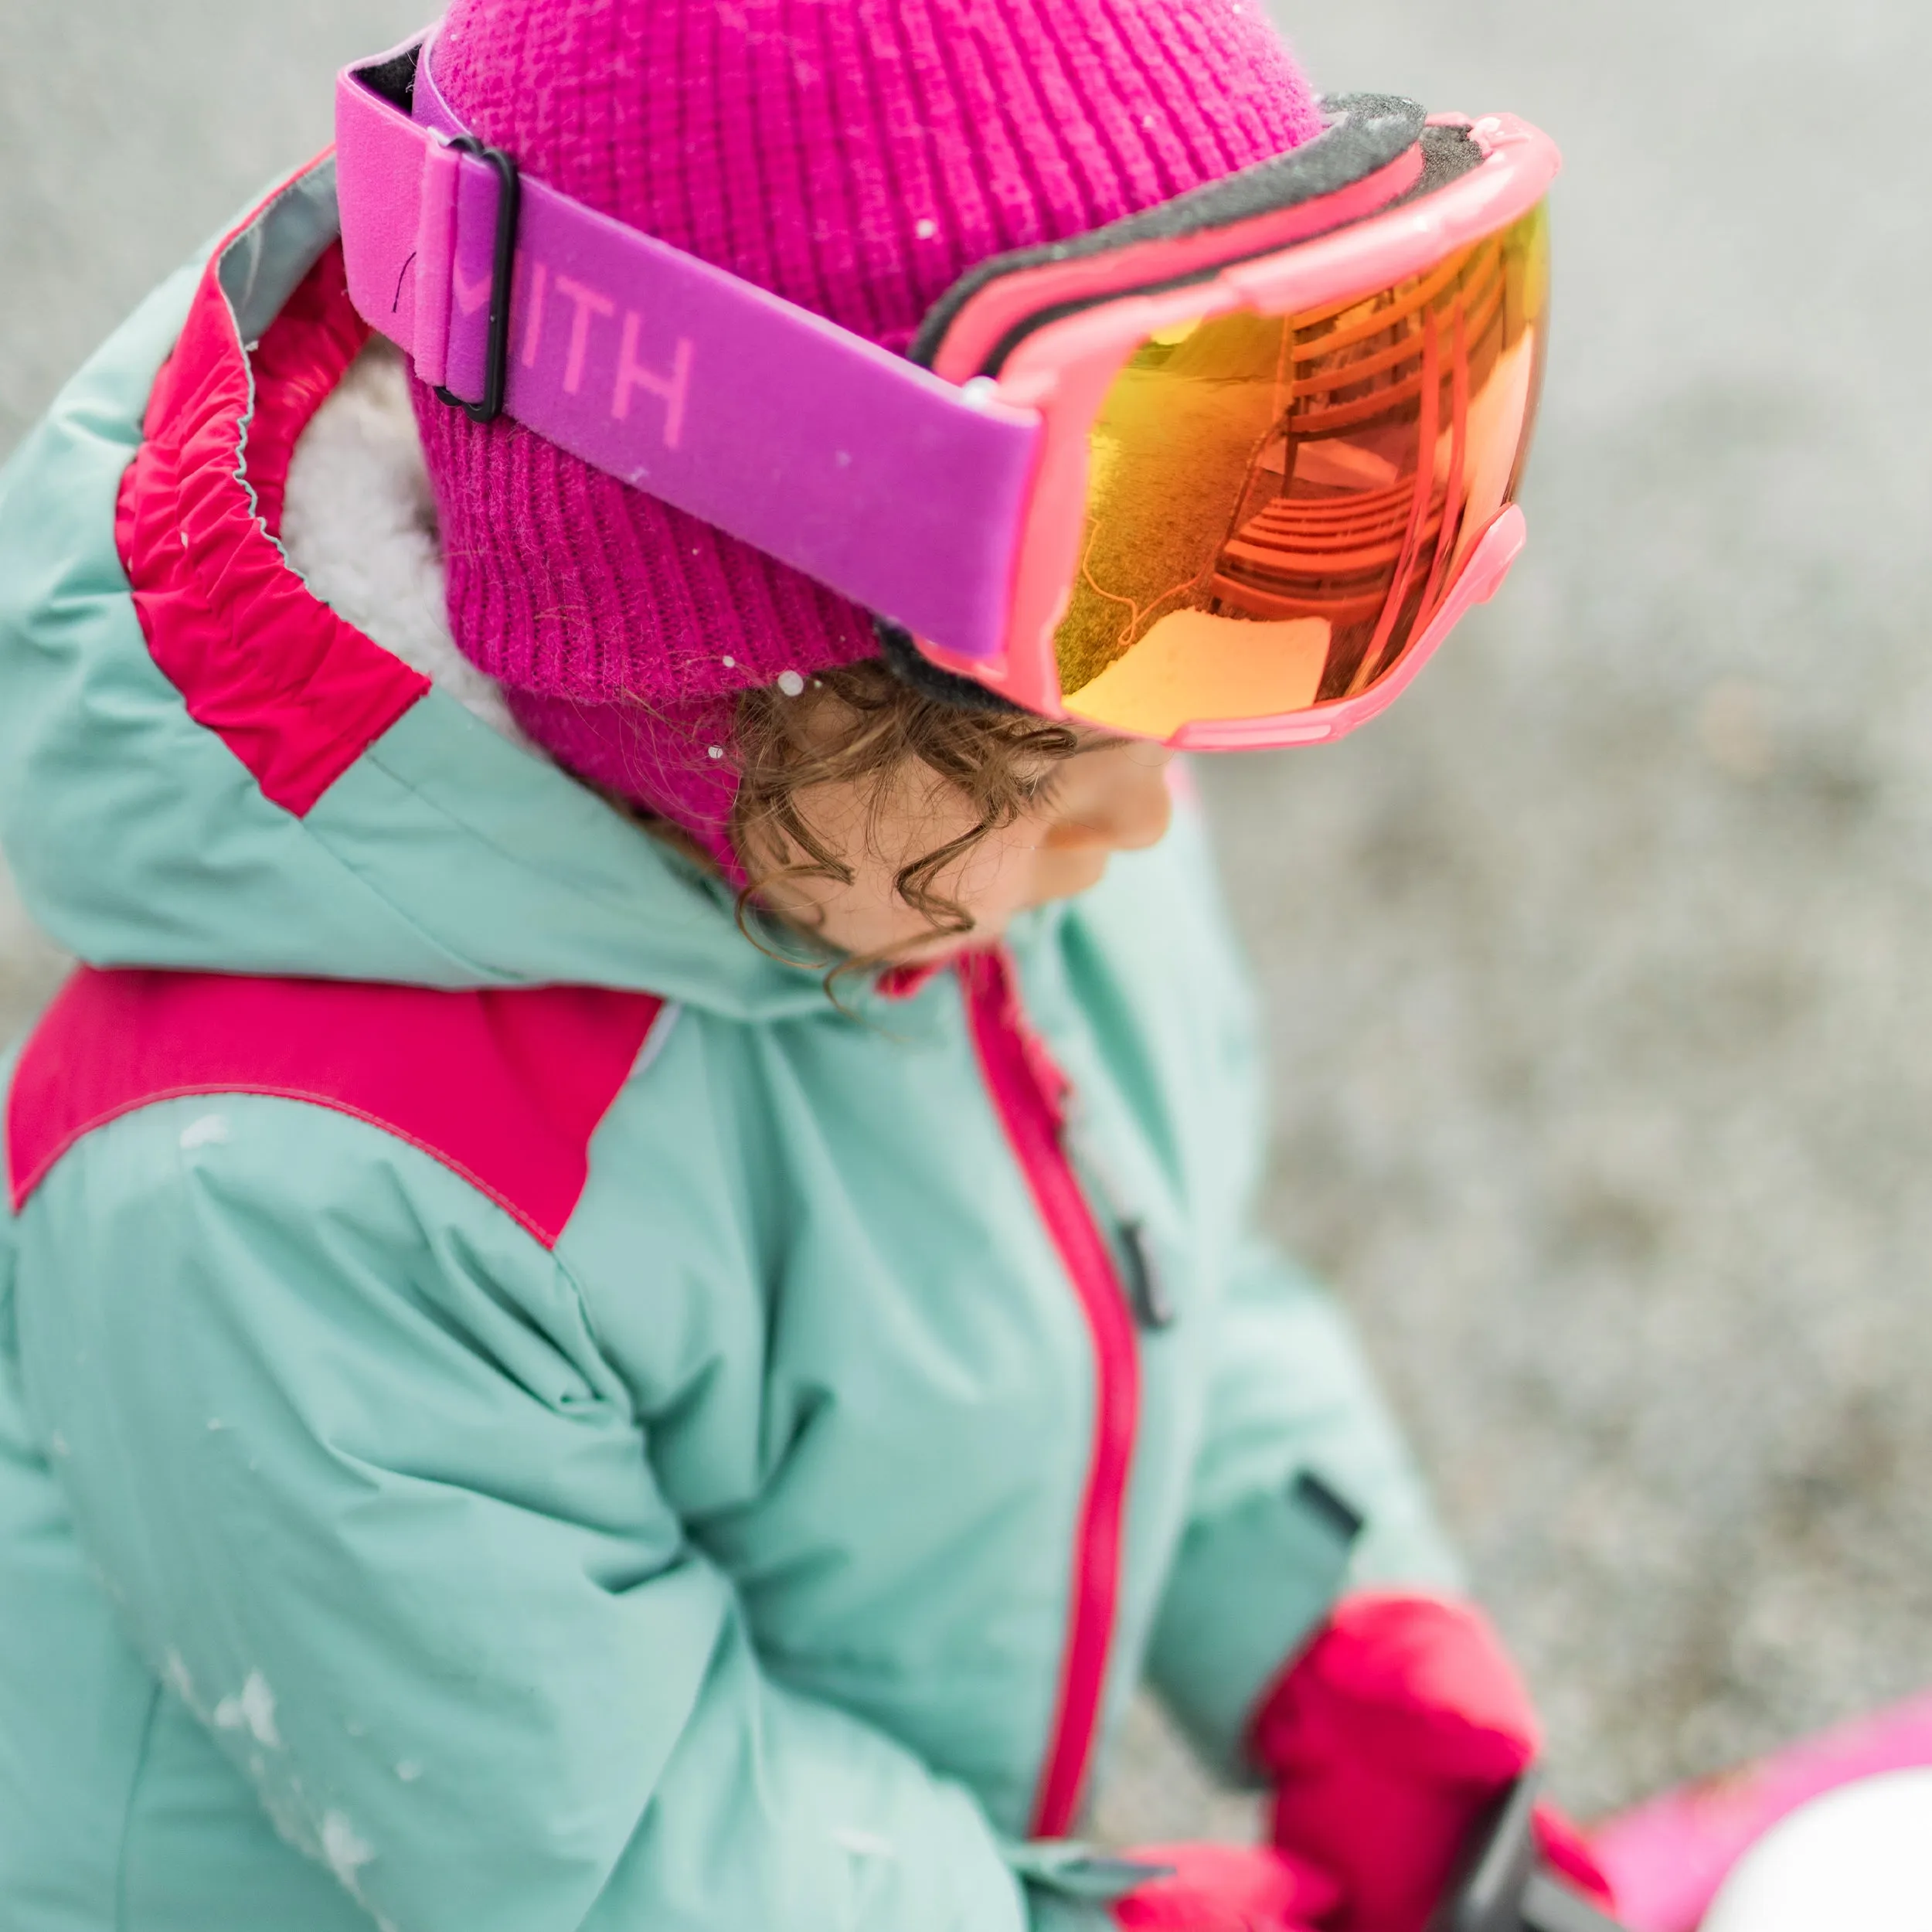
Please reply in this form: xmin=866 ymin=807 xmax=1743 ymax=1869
xmin=430 ymin=136 xmax=519 ymax=424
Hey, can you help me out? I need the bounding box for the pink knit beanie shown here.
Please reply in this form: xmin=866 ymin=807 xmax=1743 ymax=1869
xmin=412 ymin=0 xmax=1324 ymax=867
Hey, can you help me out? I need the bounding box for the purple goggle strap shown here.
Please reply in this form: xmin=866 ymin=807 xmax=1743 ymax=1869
xmin=332 ymin=32 xmax=1041 ymax=663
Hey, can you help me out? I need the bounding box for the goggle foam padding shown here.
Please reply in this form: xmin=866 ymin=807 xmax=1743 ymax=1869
xmin=906 ymin=94 xmax=1430 ymax=372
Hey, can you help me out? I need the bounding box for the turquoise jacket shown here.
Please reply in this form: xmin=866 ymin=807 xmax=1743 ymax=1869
xmin=0 ymin=162 xmax=1455 ymax=1931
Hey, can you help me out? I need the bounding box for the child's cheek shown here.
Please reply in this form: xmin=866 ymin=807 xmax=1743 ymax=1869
xmin=1018 ymin=842 xmax=1113 ymax=913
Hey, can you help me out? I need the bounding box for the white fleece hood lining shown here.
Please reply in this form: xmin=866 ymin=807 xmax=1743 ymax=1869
xmin=279 ymin=338 xmax=528 ymax=748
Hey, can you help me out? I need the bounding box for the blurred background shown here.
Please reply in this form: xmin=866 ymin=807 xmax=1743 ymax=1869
xmin=6 ymin=0 xmax=1932 ymax=1840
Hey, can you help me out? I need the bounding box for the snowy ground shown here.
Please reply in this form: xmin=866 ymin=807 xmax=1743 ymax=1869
xmin=9 ymin=0 xmax=1932 ymax=1845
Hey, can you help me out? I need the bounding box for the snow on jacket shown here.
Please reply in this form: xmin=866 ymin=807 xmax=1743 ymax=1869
xmin=0 ymin=159 xmax=1457 ymax=1932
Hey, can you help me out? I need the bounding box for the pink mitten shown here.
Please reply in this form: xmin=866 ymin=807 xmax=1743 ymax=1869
xmin=1111 ymin=1842 xmax=1339 ymax=1932
xmin=1250 ymin=1592 xmax=1611 ymax=1932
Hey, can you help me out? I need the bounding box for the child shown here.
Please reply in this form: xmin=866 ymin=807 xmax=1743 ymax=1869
xmin=0 ymin=2 xmax=1600 ymax=1928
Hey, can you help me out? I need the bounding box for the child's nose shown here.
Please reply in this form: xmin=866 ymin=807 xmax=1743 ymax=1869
xmin=1043 ymin=757 xmax=1175 ymax=854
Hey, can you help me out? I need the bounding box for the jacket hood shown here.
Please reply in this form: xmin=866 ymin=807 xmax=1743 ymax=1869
xmin=0 ymin=159 xmax=985 ymax=1026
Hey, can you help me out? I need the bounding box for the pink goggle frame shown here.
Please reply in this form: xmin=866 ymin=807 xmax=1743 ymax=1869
xmin=894 ymin=110 xmax=1560 ymax=747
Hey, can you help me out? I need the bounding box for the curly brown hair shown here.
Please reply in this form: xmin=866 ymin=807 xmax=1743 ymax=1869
xmin=727 ymin=659 xmax=1080 ymax=955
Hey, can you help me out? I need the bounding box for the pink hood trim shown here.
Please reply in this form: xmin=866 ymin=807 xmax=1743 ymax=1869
xmin=115 ymin=179 xmax=431 ymax=819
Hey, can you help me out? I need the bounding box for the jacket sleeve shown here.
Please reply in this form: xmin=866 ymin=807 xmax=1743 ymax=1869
xmin=1139 ymin=792 xmax=1464 ymax=1782
xmin=18 ymin=1097 xmax=1029 ymax=1932
xmin=1144 ymin=1235 xmax=1464 ymax=1782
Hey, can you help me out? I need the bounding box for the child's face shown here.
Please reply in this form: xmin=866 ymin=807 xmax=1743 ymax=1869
xmin=758 ymin=730 xmax=1175 ymax=963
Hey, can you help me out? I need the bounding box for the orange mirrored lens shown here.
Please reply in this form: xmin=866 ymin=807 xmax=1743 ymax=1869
xmin=1057 ymin=202 xmax=1549 ymax=738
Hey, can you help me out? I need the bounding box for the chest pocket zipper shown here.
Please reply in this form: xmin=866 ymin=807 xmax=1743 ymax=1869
xmin=1113 ymin=1219 xmax=1175 ymax=1332
xmin=1064 ymin=1112 xmax=1177 ymax=1335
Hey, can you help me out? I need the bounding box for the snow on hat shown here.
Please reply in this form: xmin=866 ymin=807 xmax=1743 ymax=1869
xmin=411 ymin=0 xmax=1324 ymax=867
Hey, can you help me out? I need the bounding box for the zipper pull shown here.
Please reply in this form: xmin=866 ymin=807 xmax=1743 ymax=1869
xmin=1116 ymin=1219 xmax=1175 ymax=1332
xmin=1060 ymin=1085 xmax=1174 ymax=1334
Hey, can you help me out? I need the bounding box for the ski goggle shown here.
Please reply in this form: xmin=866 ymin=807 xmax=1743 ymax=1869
xmin=336 ymin=34 xmax=1557 ymax=749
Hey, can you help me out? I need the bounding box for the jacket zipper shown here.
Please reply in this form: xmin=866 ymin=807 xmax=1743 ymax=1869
xmin=959 ymin=948 xmax=1141 ymax=1840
